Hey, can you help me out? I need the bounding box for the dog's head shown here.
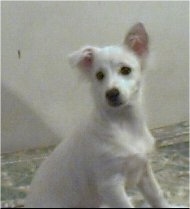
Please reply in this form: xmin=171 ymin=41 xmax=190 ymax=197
xmin=69 ymin=23 xmax=149 ymax=110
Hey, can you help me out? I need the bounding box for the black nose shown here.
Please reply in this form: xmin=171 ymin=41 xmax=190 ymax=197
xmin=106 ymin=88 xmax=120 ymax=102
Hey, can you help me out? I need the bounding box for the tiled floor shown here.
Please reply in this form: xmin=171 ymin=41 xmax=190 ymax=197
xmin=1 ymin=121 xmax=189 ymax=208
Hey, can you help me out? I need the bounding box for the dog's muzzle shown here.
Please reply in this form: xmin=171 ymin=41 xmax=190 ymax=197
xmin=105 ymin=88 xmax=123 ymax=107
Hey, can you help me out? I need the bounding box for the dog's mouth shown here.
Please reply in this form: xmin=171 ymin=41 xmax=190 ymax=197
xmin=107 ymin=100 xmax=124 ymax=107
xmin=106 ymin=96 xmax=126 ymax=107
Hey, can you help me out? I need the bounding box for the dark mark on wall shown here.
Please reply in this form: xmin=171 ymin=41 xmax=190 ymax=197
xmin=18 ymin=50 xmax=21 ymax=59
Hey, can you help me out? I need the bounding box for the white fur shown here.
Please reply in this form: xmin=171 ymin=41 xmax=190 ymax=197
xmin=25 ymin=23 xmax=171 ymax=208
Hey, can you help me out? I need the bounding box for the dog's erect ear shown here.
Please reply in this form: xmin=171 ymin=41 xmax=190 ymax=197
xmin=69 ymin=47 xmax=96 ymax=72
xmin=124 ymin=23 xmax=149 ymax=57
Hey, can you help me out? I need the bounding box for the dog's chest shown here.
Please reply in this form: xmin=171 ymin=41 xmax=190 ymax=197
xmin=105 ymin=126 xmax=153 ymax=185
xmin=94 ymin=125 xmax=152 ymax=187
xmin=109 ymin=125 xmax=153 ymax=156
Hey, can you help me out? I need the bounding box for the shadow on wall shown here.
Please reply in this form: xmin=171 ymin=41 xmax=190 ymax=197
xmin=1 ymin=84 xmax=62 ymax=153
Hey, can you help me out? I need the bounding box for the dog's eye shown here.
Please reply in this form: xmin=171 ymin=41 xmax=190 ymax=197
xmin=120 ymin=66 xmax=132 ymax=75
xmin=96 ymin=71 xmax=105 ymax=81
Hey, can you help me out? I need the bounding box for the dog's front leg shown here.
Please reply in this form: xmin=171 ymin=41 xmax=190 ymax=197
xmin=98 ymin=176 xmax=134 ymax=208
xmin=138 ymin=162 xmax=169 ymax=208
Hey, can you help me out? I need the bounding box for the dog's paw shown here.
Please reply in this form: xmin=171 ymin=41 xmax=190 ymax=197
xmin=139 ymin=202 xmax=188 ymax=208
xmin=139 ymin=202 xmax=151 ymax=208
xmin=169 ymin=204 xmax=188 ymax=208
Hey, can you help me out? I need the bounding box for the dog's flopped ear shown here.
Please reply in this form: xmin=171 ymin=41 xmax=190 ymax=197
xmin=69 ymin=47 xmax=96 ymax=72
xmin=124 ymin=23 xmax=149 ymax=57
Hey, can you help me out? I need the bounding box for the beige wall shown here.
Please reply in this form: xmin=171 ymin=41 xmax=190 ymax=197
xmin=2 ymin=1 xmax=189 ymax=153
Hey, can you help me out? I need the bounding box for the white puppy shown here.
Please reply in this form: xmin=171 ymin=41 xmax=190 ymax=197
xmin=25 ymin=23 xmax=170 ymax=208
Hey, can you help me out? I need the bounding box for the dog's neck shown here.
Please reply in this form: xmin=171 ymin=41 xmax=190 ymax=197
xmin=93 ymin=91 xmax=147 ymax=135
